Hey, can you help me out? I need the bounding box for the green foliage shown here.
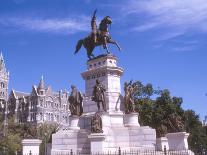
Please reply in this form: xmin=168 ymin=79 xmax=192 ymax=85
xmin=128 ymin=80 xmax=207 ymax=151
xmin=184 ymin=110 xmax=207 ymax=152
xmin=0 ymin=116 xmax=22 ymax=155
xmin=0 ymin=134 xmax=21 ymax=155
xmin=37 ymin=123 xmax=58 ymax=155
xmin=0 ymin=114 xmax=58 ymax=155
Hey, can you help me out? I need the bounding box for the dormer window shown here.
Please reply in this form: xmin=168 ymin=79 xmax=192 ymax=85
xmin=40 ymin=91 xmax=44 ymax=95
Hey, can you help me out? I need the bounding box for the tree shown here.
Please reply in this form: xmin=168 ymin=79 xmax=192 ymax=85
xmin=126 ymin=80 xmax=207 ymax=151
xmin=0 ymin=116 xmax=22 ymax=155
xmin=0 ymin=113 xmax=59 ymax=155
xmin=184 ymin=110 xmax=207 ymax=152
xmin=37 ymin=123 xmax=58 ymax=155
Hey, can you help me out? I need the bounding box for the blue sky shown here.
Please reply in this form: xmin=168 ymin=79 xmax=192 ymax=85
xmin=0 ymin=0 xmax=207 ymax=120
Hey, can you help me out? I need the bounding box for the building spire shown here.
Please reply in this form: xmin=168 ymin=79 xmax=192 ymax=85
xmin=0 ymin=52 xmax=3 ymax=59
xmin=0 ymin=52 xmax=4 ymax=70
xmin=38 ymin=75 xmax=45 ymax=90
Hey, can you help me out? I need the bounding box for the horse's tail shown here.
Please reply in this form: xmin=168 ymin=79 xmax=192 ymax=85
xmin=74 ymin=39 xmax=84 ymax=54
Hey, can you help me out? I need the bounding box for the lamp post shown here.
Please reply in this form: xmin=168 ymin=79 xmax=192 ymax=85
xmin=44 ymin=132 xmax=47 ymax=155
xmin=1 ymin=99 xmax=8 ymax=155
xmin=3 ymin=100 xmax=8 ymax=137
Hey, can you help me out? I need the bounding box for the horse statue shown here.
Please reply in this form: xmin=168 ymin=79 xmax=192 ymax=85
xmin=75 ymin=10 xmax=121 ymax=59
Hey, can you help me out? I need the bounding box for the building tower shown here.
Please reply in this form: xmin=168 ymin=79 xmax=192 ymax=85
xmin=0 ymin=52 xmax=9 ymax=137
xmin=0 ymin=52 xmax=9 ymax=109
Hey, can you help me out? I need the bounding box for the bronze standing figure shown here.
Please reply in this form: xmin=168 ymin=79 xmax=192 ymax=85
xmin=124 ymin=82 xmax=136 ymax=114
xmin=68 ymin=85 xmax=83 ymax=116
xmin=75 ymin=10 xmax=121 ymax=59
xmin=92 ymin=79 xmax=106 ymax=112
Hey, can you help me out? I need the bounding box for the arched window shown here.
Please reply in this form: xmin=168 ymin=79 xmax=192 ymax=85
xmin=1 ymin=82 xmax=5 ymax=88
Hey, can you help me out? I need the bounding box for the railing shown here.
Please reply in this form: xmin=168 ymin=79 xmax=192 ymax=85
xmin=1 ymin=147 xmax=204 ymax=155
xmin=52 ymin=148 xmax=197 ymax=155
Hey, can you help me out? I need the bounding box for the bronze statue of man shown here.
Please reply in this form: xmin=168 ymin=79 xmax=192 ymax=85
xmin=124 ymin=82 xmax=136 ymax=113
xmin=68 ymin=85 xmax=83 ymax=116
xmin=92 ymin=79 xmax=106 ymax=112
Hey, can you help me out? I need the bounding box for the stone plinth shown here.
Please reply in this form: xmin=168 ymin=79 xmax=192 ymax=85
xmin=69 ymin=115 xmax=80 ymax=130
xmin=109 ymin=111 xmax=124 ymax=126
xmin=156 ymin=137 xmax=169 ymax=151
xmin=124 ymin=113 xmax=140 ymax=127
xmin=82 ymin=54 xmax=124 ymax=113
xmin=51 ymin=129 xmax=90 ymax=155
xmin=22 ymin=139 xmax=42 ymax=155
xmin=88 ymin=133 xmax=106 ymax=154
xmin=166 ymin=132 xmax=189 ymax=151
xmin=102 ymin=126 xmax=156 ymax=152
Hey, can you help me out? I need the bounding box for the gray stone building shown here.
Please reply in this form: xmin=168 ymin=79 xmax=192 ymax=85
xmin=0 ymin=52 xmax=9 ymax=113
xmin=1 ymin=53 xmax=70 ymax=126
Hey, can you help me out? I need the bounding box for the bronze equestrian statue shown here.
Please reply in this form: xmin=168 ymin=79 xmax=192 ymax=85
xmin=75 ymin=10 xmax=121 ymax=59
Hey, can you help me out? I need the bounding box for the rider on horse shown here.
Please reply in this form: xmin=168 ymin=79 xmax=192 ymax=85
xmin=75 ymin=10 xmax=121 ymax=59
xmin=91 ymin=10 xmax=112 ymax=51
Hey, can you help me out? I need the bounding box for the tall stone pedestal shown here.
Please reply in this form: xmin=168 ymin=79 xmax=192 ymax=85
xmin=156 ymin=137 xmax=169 ymax=151
xmin=68 ymin=115 xmax=80 ymax=130
xmin=124 ymin=113 xmax=140 ymax=127
xmin=22 ymin=139 xmax=42 ymax=155
xmin=166 ymin=132 xmax=189 ymax=151
xmin=82 ymin=54 xmax=124 ymax=113
xmin=88 ymin=133 xmax=106 ymax=154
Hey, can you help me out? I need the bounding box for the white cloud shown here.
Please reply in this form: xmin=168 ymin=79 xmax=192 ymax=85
xmin=0 ymin=16 xmax=90 ymax=34
xmin=174 ymin=46 xmax=195 ymax=52
xmin=132 ymin=22 xmax=159 ymax=32
xmin=156 ymin=31 xmax=185 ymax=41
xmin=123 ymin=0 xmax=207 ymax=38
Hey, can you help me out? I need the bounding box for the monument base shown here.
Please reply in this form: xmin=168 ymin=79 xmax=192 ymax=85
xmin=166 ymin=132 xmax=189 ymax=151
xmin=88 ymin=133 xmax=106 ymax=154
xmin=51 ymin=112 xmax=156 ymax=154
xmin=51 ymin=129 xmax=90 ymax=155
xmin=92 ymin=112 xmax=156 ymax=152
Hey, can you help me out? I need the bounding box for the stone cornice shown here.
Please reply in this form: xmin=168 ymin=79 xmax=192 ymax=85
xmin=81 ymin=66 xmax=124 ymax=80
